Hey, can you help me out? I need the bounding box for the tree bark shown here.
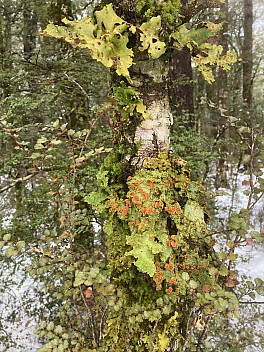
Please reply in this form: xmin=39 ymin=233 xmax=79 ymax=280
xmin=217 ymin=0 xmax=229 ymax=108
xmin=242 ymin=0 xmax=253 ymax=109
xmin=23 ymin=0 xmax=38 ymax=59
xmin=169 ymin=47 xmax=194 ymax=125
xmin=111 ymin=1 xmax=173 ymax=163
xmin=132 ymin=58 xmax=172 ymax=165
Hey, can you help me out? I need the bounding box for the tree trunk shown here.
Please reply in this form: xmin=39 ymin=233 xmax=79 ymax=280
xmin=169 ymin=47 xmax=194 ymax=126
xmin=112 ymin=1 xmax=172 ymax=163
xmin=242 ymin=0 xmax=253 ymax=109
xmin=23 ymin=0 xmax=38 ymax=60
xmin=132 ymin=58 xmax=172 ymax=165
xmin=217 ymin=0 xmax=229 ymax=108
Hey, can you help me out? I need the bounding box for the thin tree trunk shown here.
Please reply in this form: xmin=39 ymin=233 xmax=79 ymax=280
xmin=217 ymin=0 xmax=229 ymax=108
xmin=169 ymin=47 xmax=194 ymax=126
xmin=23 ymin=0 xmax=38 ymax=60
xmin=242 ymin=0 xmax=253 ymax=109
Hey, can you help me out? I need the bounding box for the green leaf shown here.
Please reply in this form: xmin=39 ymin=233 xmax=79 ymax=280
xmin=139 ymin=16 xmax=166 ymax=59
xmin=94 ymin=4 xmax=124 ymax=32
xmin=30 ymin=152 xmax=42 ymax=159
xmin=254 ymin=277 xmax=264 ymax=286
xmin=136 ymin=100 xmax=150 ymax=119
xmin=37 ymin=137 xmax=48 ymax=144
xmin=50 ymin=139 xmax=62 ymax=145
xmin=16 ymin=241 xmax=25 ymax=250
xmin=47 ymin=322 xmax=55 ymax=331
xmin=3 ymin=233 xmax=11 ymax=241
xmin=226 ymin=252 xmax=238 ymax=261
xmin=209 ymin=267 xmax=218 ymax=276
xmin=158 ymin=332 xmax=170 ymax=351
xmin=34 ymin=143 xmax=45 ymax=150
xmin=250 ymin=230 xmax=264 ymax=242
xmin=84 ymin=191 xmax=108 ymax=208
xmin=248 ymin=291 xmax=256 ymax=299
xmin=43 ymin=4 xmax=133 ymax=81
xmin=189 ymin=279 xmax=198 ymax=289
xmin=255 ymin=286 xmax=264 ymax=296
xmin=5 ymin=246 xmax=19 ymax=257
xmin=184 ymin=200 xmax=204 ymax=222
xmin=172 ymin=24 xmax=212 ymax=48
xmin=74 ymin=270 xmax=86 ymax=287
xmin=54 ymin=325 xmax=63 ymax=335
xmin=126 ymin=235 xmax=163 ymax=277
xmin=219 ymin=265 xmax=229 ymax=277
xmin=182 ymin=272 xmax=190 ymax=281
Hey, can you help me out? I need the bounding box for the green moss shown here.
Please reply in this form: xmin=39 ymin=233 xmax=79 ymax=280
xmin=136 ymin=0 xmax=181 ymax=24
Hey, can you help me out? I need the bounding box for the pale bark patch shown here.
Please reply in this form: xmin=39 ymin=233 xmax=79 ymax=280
xmin=133 ymin=95 xmax=172 ymax=164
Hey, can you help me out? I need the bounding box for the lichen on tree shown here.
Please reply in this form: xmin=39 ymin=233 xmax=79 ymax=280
xmin=43 ymin=2 xmax=239 ymax=350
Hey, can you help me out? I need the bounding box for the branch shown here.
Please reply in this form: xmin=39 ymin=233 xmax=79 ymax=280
xmin=150 ymin=319 xmax=159 ymax=352
xmin=64 ymin=72 xmax=91 ymax=100
xmin=239 ymin=301 xmax=264 ymax=304
xmin=121 ymin=308 xmax=132 ymax=352
xmin=0 ymin=172 xmax=37 ymax=194
xmin=182 ymin=0 xmax=223 ymax=21
xmin=99 ymin=304 xmax=109 ymax=346
xmin=0 ymin=165 xmax=67 ymax=194
xmin=79 ymin=287 xmax=99 ymax=347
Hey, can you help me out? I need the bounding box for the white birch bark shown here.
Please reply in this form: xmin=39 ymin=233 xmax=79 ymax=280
xmin=132 ymin=59 xmax=173 ymax=165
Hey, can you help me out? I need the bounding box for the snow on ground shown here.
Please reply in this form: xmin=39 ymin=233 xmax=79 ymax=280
xmin=0 ymin=260 xmax=42 ymax=352
xmin=214 ymin=168 xmax=264 ymax=275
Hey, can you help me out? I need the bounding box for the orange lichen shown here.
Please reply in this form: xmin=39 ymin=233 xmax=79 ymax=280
xmin=147 ymin=181 xmax=155 ymax=189
xmin=171 ymin=240 xmax=178 ymax=248
xmin=169 ymin=277 xmax=177 ymax=285
xmin=165 ymin=207 xmax=182 ymax=215
xmin=166 ymin=286 xmax=173 ymax=294
xmin=125 ymin=199 xmax=132 ymax=207
xmin=202 ymin=284 xmax=211 ymax=293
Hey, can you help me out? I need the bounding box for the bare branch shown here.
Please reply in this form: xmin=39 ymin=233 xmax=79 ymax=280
xmin=0 ymin=172 xmax=37 ymax=194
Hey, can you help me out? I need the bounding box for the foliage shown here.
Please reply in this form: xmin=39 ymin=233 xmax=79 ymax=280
xmin=172 ymin=23 xmax=236 ymax=83
xmin=136 ymin=0 xmax=181 ymax=24
xmin=43 ymin=3 xmax=236 ymax=85
xmin=43 ymin=4 xmax=166 ymax=83
xmin=84 ymin=146 xmax=239 ymax=349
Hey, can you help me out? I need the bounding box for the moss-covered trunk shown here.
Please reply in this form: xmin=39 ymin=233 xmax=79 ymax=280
xmin=43 ymin=2 xmax=239 ymax=350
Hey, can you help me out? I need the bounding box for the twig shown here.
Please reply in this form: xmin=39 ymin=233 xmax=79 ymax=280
xmin=196 ymin=316 xmax=211 ymax=352
xmin=239 ymin=301 xmax=264 ymax=304
xmin=121 ymin=308 xmax=131 ymax=352
xmin=78 ymin=112 xmax=103 ymax=159
xmin=64 ymin=72 xmax=91 ymax=100
xmin=98 ymin=304 xmax=109 ymax=345
xmin=182 ymin=311 xmax=196 ymax=352
xmin=150 ymin=319 xmax=159 ymax=352
xmin=79 ymin=286 xmax=98 ymax=347
xmin=0 ymin=172 xmax=37 ymax=193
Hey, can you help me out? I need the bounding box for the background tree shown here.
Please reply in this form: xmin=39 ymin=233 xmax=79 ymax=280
xmin=242 ymin=0 xmax=253 ymax=110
